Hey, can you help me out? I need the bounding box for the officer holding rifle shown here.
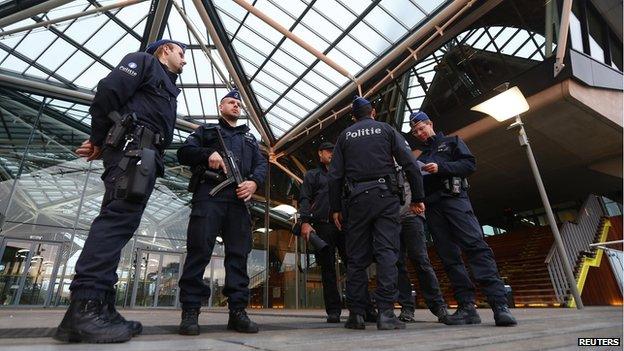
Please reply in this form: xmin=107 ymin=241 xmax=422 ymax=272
xmin=177 ymin=89 xmax=267 ymax=334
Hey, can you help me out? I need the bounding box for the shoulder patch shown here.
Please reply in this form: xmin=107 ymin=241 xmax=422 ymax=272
xmin=118 ymin=65 xmax=138 ymax=77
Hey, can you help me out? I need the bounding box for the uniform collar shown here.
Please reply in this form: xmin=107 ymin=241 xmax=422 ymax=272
xmin=318 ymin=164 xmax=329 ymax=173
xmin=218 ymin=117 xmax=250 ymax=133
xmin=159 ymin=62 xmax=179 ymax=84
xmin=425 ymin=131 xmax=444 ymax=145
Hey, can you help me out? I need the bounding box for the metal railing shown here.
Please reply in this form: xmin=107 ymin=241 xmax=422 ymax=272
xmin=545 ymin=195 xmax=605 ymax=303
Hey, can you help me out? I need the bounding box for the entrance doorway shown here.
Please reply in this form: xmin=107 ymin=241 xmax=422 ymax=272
xmin=130 ymin=249 xmax=183 ymax=308
xmin=0 ymin=238 xmax=62 ymax=306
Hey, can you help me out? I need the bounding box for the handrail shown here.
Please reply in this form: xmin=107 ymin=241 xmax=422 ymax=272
xmin=545 ymin=195 xmax=606 ymax=303
xmin=567 ymin=219 xmax=612 ymax=307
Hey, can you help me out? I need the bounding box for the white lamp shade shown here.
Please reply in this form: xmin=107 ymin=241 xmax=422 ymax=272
xmin=471 ymin=86 xmax=529 ymax=121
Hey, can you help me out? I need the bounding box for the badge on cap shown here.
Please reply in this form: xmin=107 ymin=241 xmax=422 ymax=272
xmin=221 ymin=89 xmax=241 ymax=102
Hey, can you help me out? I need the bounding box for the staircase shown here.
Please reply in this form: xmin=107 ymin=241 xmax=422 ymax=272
xmin=419 ymin=225 xmax=560 ymax=307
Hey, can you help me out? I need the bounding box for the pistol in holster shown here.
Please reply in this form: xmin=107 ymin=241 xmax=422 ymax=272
xmin=104 ymin=111 xmax=137 ymax=148
xmin=114 ymin=147 xmax=156 ymax=203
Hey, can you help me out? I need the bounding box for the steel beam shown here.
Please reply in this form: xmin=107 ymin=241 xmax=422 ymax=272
xmin=273 ymin=0 xmax=474 ymax=151
xmin=0 ymin=0 xmax=72 ymax=29
xmin=194 ymin=0 xmax=273 ymax=145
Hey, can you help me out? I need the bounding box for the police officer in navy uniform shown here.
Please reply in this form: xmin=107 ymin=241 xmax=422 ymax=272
xmin=177 ymin=89 xmax=267 ymax=334
xmin=395 ymin=181 xmax=450 ymax=324
xmin=410 ymin=111 xmax=517 ymax=327
xmin=328 ymin=97 xmax=425 ymax=330
xmin=299 ymin=141 xmax=348 ymax=323
xmin=55 ymin=39 xmax=187 ymax=343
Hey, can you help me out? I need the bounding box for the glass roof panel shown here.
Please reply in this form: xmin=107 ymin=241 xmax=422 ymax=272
xmin=1 ymin=0 xmax=454 ymax=143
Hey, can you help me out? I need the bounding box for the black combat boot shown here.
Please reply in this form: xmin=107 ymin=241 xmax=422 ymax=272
xmin=326 ymin=311 xmax=341 ymax=323
xmin=492 ymin=304 xmax=517 ymax=326
xmin=54 ymin=299 xmax=133 ymax=343
xmin=377 ymin=309 xmax=406 ymax=330
xmin=442 ymin=303 xmax=482 ymax=325
xmin=397 ymin=308 xmax=416 ymax=323
xmin=104 ymin=294 xmax=142 ymax=336
xmin=179 ymin=308 xmax=200 ymax=335
xmin=227 ymin=309 xmax=259 ymax=333
xmin=364 ymin=307 xmax=378 ymax=323
xmin=344 ymin=312 xmax=365 ymax=330
xmin=431 ymin=304 xmax=450 ymax=323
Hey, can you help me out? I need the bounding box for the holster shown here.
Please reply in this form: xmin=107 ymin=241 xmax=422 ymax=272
xmin=391 ymin=168 xmax=406 ymax=206
xmin=104 ymin=111 xmax=136 ymax=148
xmin=114 ymin=147 xmax=156 ymax=203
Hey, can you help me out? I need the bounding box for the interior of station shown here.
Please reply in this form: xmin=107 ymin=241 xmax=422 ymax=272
xmin=0 ymin=0 xmax=621 ymax=311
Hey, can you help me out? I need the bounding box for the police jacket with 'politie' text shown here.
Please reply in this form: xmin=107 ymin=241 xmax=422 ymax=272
xmin=177 ymin=118 xmax=268 ymax=203
xmin=417 ymin=132 xmax=476 ymax=200
xmin=89 ymin=52 xmax=180 ymax=149
xmin=299 ymin=165 xmax=332 ymax=224
xmin=328 ymin=118 xmax=425 ymax=212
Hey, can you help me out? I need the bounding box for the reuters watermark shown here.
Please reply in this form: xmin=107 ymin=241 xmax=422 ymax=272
xmin=578 ymin=338 xmax=621 ymax=347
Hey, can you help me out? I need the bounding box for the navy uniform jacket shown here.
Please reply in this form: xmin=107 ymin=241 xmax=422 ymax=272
xmin=177 ymin=118 xmax=267 ymax=203
xmin=299 ymin=165 xmax=332 ymax=224
xmin=328 ymin=118 xmax=425 ymax=213
xmin=89 ymin=52 xmax=180 ymax=149
xmin=417 ymin=132 xmax=476 ymax=202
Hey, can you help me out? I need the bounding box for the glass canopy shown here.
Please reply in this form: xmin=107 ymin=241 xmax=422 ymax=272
xmin=0 ymin=0 xmax=453 ymax=144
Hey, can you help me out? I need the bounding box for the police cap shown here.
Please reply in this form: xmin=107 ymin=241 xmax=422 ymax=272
xmin=221 ymin=89 xmax=241 ymax=102
xmin=352 ymin=96 xmax=371 ymax=113
xmin=409 ymin=111 xmax=430 ymax=125
xmin=145 ymin=39 xmax=187 ymax=55
xmin=317 ymin=141 xmax=334 ymax=151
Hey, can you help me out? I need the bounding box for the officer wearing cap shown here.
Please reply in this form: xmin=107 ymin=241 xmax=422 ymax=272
xmin=410 ymin=111 xmax=517 ymax=327
xmin=328 ymin=96 xmax=425 ymax=330
xmin=177 ymin=89 xmax=267 ymax=334
xmin=299 ymin=141 xmax=348 ymax=323
xmin=54 ymin=39 xmax=186 ymax=343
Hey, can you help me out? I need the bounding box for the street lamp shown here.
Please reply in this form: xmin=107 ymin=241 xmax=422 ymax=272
xmin=471 ymin=83 xmax=584 ymax=309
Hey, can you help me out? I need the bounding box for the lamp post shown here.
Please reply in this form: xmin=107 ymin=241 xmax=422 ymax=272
xmin=471 ymin=85 xmax=584 ymax=309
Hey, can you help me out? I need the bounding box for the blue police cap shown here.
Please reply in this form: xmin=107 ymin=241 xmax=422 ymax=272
xmin=409 ymin=111 xmax=430 ymax=125
xmin=221 ymin=89 xmax=241 ymax=102
xmin=318 ymin=141 xmax=334 ymax=151
xmin=352 ymin=96 xmax=371 ymax=112
xmin=145 ymin=39 xmax=187 ymax=55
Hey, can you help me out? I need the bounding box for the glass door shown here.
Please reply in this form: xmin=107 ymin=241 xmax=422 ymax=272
xmin=130 ymin=249 xmax=183 ymax=308
xmin=0 ymin=238 xmax=62 ymax=306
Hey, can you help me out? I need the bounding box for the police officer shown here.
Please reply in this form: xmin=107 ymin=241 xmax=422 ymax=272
xmin=396 ymin=181 xmax=450 ymax=324
xmin=410 ymin=111 xmax=517 ymax=326
xmin=54 ymin=39 xmax=187 ymax=343
xmin=328 ymin=97 xmax=425 ymax=330
xmin=177 ymin=89 xmax=267 ymax=334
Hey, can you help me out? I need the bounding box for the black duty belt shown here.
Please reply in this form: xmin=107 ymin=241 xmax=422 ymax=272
xmin=132 ymin=125 xmax=163 ymax=153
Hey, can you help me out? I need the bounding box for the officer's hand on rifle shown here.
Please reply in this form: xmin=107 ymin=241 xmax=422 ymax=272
xmin=301 ymin=223 xmax=314 ymax=241
xmin=76 ymin=140 xmax=102 ymax=161
xmin=332 ymin=212 xmax=343 ymax=231
xmin=422 ymin=162 xmax=438 ymax=174
xmin=208 ymin=151 xmax=227 ymax=174
xmin=236 ymin=180 xmax=257 ymax=201
xmin=410 ymin=202 xmax=426 ymax=214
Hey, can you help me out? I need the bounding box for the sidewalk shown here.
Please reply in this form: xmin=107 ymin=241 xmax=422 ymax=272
xmin=0 ymin=306 xmax=621 ymax=350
